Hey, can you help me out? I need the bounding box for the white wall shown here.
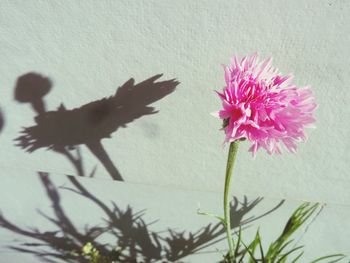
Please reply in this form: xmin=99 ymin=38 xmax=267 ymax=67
xmin=0 ymin=1 xmax=349 ymax=262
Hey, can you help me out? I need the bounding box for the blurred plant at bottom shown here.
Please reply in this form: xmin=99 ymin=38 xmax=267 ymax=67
xmin=81 ymin=242 xmax=122 ymax=263
xmin=80 ymin=202 xmax=345 ymax=263
xmin=220 ymin=202 xmax=345 ymax=263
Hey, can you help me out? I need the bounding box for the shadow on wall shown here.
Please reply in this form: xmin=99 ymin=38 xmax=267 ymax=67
xmin=0 ymin=173 xmax=284 ymax=263
xmin=14 ymin=73 xmax=179 ymax=181
xmin=0 ymin=107 xmax=4 ymax=134
xmin=4 ymin=73 xmax=285 ymax=262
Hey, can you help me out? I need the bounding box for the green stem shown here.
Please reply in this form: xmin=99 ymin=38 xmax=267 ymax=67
xmin=224 ymin=140 xmax=240 ymax=260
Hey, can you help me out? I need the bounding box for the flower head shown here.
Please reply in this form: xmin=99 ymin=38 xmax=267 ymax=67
xmin=216 ymin=53 xmax=316 ymax=155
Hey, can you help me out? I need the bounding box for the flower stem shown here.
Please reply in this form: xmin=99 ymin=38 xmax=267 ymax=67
xmin=224 ymin=140 xmax=239 ymax=260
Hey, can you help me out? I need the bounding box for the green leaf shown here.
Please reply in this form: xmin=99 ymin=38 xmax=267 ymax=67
xmin=240 ymin=240 xmax=259 ymax=263
xmin=234 ymin=227 xmax=242 ymax=258
xmin=249 ymin=231 xmax=260 ymax=255
xmin=240 ymin=231 xmax=259 ymax=263
xmin=197 ymin=209 xmax=225 ymax=225
xmin=277 ymin=246 xmax=304 ymax=263
xmin=257 ymin=232 xmax=265 ymax=262
xmin=310 ymin=254 xmax=346 ymax=263
xmin=266 ymin=202 xmax=320 ymax=261
xmin=275 ymin=239 xmax=294 ymax=255
xmin=291 ymin=251 xmax=304 ymax=263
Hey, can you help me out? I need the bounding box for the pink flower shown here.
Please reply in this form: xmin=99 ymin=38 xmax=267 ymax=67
xmin=215 ymin=53 xmax=316 ymax=155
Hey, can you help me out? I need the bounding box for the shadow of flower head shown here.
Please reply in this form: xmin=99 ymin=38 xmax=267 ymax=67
xmin=14 ymin=74 xmax=179 ymax=181
xmin=14 ymin=72 xmax=52 ymax=115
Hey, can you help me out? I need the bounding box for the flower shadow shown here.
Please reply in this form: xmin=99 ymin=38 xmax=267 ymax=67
xmin=0 ymin=173 xmax=284 ymax=263
xmin=14 ymin=73 xmax=179 ymax=181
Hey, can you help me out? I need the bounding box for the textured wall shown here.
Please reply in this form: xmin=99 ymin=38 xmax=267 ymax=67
xmin=0 ymin=1 xmax=349 ymax=262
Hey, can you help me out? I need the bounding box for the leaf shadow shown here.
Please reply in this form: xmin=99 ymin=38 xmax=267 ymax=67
xmin=0 ymin=173 xmax=284 ymax=263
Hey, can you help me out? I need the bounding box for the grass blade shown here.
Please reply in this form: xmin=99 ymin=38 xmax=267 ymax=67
xmin=310 ymin=254 xmax=346 ymax=263
xmin=291 ymin=251 xmax=304 ymax=263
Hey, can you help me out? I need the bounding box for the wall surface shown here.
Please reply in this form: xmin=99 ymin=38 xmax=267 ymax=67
xmin=0 ymin=1 xmax=349 ymax=262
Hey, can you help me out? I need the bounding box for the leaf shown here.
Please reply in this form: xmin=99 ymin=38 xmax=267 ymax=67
xmin=275 ymin=239 xmax=294 ymax=255
xmin=238 ymin=230 xmax=262 ymax=263
xmin=249 ymin=231 xmax=260 ymax=256
xmin=310 ymin=254 xmax=346 ymax=263
xmin=291 ymin=251 xmax=304 ymax=263
xmin=276 ymin=246 xmax=304 ymax=263
xmin=197 ymin=209 xmax=225 ymax=225
xmin=266 ymin=202 xmax=320 ymax=261
xmin=257 ymin=231 xmax=265 ymax=262
xmin=240 ymin=240 xmax=259 ymax=263
xmin=234 ymin=227 xmax=242 ymax=258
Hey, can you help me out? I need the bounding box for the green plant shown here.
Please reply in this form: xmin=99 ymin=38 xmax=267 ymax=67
xmin=81 ymin=242 xmax=122 ymax=263
xmin=222 ymin=203 xmax=345 ymax=263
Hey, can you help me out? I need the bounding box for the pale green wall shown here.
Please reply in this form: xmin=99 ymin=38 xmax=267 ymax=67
xmin=0 ymin=1 xmax=349 ymax=262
